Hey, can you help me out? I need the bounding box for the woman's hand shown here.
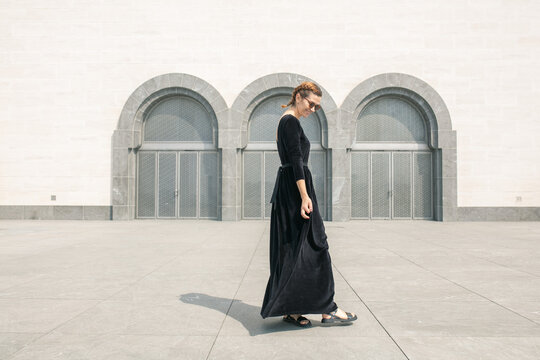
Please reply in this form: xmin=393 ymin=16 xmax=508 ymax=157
xmin=300 ymin=196 xmax=313 ymax=219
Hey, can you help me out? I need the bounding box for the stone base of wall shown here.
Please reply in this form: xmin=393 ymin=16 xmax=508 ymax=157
xmin=0 ymin=206 xmax=112 ymax=220
xmin=1 ymin=206 xmax=540 ymax=221
xmin=457 ymin=207 xmax=540 ymax=221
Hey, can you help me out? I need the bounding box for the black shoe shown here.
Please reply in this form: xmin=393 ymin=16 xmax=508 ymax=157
xmin=283 ymin=314 xmax=312 ymax=328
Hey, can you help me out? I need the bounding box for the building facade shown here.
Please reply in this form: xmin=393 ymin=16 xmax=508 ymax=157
xmin=1 ymin=1 xmax=539 ymax=221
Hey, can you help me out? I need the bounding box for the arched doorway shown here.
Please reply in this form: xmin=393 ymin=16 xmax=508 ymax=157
xmin=137 ymin=95 xmax=219 ymax=219
xmin=242 ymin=95 xmax=329 ymax=220
xmin=351 ymin=96 xmax=433 ymax=219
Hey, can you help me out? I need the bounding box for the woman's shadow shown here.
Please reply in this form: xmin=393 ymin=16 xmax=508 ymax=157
xmin=179 ymin=293 xmax=319 ymax=336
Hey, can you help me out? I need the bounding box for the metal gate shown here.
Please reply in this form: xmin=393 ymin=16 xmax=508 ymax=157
xmin=242 ymin=150 xmax=327 ymax=219
xmin=242 ymin=94 xmax=328 ymax=220
xmin=351 ymin=151 xmax=432 ymax=219
xmin=137 ymin=151 xmax=219 ymax=219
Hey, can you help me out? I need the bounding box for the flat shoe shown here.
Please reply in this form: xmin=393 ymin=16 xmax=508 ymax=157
xmin=283 ymin=315 xmax=312 ymax=328
xmin=321 ymin=310 xmax=357 ymax=324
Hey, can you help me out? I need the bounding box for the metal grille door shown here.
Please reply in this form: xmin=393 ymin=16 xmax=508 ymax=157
xmin=200 ymin=152 xmax=218 ymax=219
xmin=264 ymin=152 xmax=281 ymax=218
xmin=414 ymin=152 xmax=432 ymax=219
xmin=393 ymin=152 xmax=412 ymax=218
xmin=308 ymin=151 xmax=327 ymax=219
xmin=158 ymin=153 xmax=177 ymax=218
xmin=243 ymin=150 xmax=327 ymax=220
xmin=371 ymin=152 xmax=391 ymax=219
xmin=137 ymin=151 xmax=218 ymax=219
xmin=351 ymin=151 xmax=432 ymax=220
xmin=243 ymin=152 xmax=262 ymax=219
xmin=137 ymin=152 xmax=156 ymax=218
xmin=351 ymin=152 xmax=369 ymax=218
xmin=179 ymin=152 xmax=198 ymax=218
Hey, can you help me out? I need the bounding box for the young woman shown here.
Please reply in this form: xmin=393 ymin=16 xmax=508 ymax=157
xmin=260 ymin=81 xmax=357 ymax=327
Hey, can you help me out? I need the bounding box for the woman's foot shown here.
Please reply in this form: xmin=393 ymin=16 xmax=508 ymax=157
xmin=321 ymin=308 xmax=357 ymax=324
xmin=283 ymin=314 xmax=312 ymax=327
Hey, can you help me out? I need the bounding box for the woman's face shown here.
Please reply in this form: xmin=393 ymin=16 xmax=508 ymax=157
xmin=295 ymin=92 xmax=321 ymax=118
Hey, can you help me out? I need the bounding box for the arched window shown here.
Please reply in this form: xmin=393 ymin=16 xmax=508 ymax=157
xmin=352 ymin=95 xmax=432 ymax=219
xmin=243 ymin=95 xmax=327 ymax=219
xmin=137 ymin=95 xmax=219 ymax=219
xmin=356 ymin=97 xmax=427 ymax=143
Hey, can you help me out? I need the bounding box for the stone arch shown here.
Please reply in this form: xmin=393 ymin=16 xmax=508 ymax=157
xmin=230 ymin=73 xmax=338 ymax=149
xmin=111 ymin=73 xmax=227 ymax=220
xmin=228 ymin=73 xmax=338 ymax=220
xmin=340 ymin=73 xmax=457 ymax=221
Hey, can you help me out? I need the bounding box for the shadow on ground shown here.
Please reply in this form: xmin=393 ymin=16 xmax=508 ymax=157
xmin=179 ymin=292 xmax=326 ymax=336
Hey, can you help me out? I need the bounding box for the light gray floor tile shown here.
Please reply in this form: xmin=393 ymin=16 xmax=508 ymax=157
xmin=453 ymin=278 xmax=540 ymax=302
xmin=0 ymin=272 xmax=138 ymax=300
xmin=109 ymin=273 xmax=241 ymax=303
xmin=9 ymin=332 xmax=214 ymax=360
xmin=367 ymin=300 xmax=540 ymax=337
xmin=0 ymin=333 xmax=44 ymax=359
xmin=348 ymin=278 xmax=483 ymax=302
xmin=0 ymin=299 xmax=99 ymax=333
xmin=497 ymin=301 xmax=540 ymax=324
xmin=219 ymin=299 xmax=386 ymax=337
xmin=208 ymin=335 xmax=408 ymax=360
xmin=396 ymin=336 xmax=540 ymax=360
xmin=55 ymin=298 xmax=231 ymax=336
xmin=2 ymin=220 xmax=540 ymax=359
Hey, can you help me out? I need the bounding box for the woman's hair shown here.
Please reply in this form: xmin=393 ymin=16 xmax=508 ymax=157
xmin=282 ymin=81 xmax=322 ymax=108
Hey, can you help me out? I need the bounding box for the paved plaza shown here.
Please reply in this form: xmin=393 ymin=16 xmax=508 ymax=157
xmin=1 ymin=220 xmax=539 ymax=359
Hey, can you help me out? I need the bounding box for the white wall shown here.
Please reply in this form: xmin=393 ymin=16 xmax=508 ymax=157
xmin=1 ymin=0 xmax=539 ymax=206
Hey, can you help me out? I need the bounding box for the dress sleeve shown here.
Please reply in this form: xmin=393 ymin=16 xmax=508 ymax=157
xmin=282 ymin=116 xmax=305 ymax=181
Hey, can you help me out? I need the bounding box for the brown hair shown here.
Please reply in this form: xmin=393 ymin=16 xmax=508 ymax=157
xmin=282 ymin=81 xmax=323 ymax=108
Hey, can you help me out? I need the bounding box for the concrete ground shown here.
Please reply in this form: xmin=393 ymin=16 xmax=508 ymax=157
xmin=0 ymin=220 xmax=539 ymax=360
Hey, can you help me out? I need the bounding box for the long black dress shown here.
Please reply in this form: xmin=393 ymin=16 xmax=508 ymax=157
xmin=260 ymin=114 xmax=338 ymax=318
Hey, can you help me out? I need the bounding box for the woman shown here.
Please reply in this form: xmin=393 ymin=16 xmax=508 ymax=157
xmin=260 ymin=81 xmax=357 ymax=327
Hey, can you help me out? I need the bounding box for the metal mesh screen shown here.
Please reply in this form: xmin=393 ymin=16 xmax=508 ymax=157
xmin=243 ymin=152 xmax=262 ymax=218
xmin=264 ymin=152 xmax=281 ymax=218
xmin=308 ymin=151 xmax=326 ymax=219
xmin=357 ymin=97 xmax=426 ymax=142
xmin=298 ymin=115 xmax=322 ymax=144
xmin=249 ymin=95 xmax=321 ymax=143
xmin=158 ymin=153 xmax=176 ymax=218
xmin=351 ymin=152 xmax=369 ymax=218
xmin=371 ymin=152 xmax=391 ymax=218
xmin=179 ymin=152 xmax=198 ymax=218
xmin=414 ymin=152 xmax=432 ymax=218
xmin=137 ymin=152 xmax=156 ymax=217
xmin=144 ymin=96 xmax=214 ymax=143
xmin=199 ymin=152 xmax=218 ymax=219
xmin=393 ymin=152 xmax=412 ymax=218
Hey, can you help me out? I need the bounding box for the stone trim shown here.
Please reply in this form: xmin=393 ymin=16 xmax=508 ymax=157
xmin=340 ymin=73 xmax=457 ymax=221
xmin=2 ymin=205 xmax=538 ymax=221
xmin=0 ymin=206 xmax=112 ymax=220
xmin=458 ymin=207 xmax=540 ymax=221
xmin=112 ymin=73 xmax=227 ymax=220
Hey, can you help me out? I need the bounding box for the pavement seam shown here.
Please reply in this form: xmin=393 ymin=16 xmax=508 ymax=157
xmin=3 ymin=236 xmax=210 ymax=359
xmin=342 ymin=225 xmax=540 ymax=327
xmin=386 ymin=248 xmax=540 ymax=327
xmin=204 ymin=223 xmax=268 ymax=360
xmin=332 ymin=263 xmax=411 ymax=360
xmin=374 ymin=226 xmax=540 ymax=326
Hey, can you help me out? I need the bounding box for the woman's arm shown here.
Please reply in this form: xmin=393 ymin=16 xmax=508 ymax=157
xmin=283 ymin=116 xmax=312 ymax=219
xmin=296 ymin=179 xmax=312 ymax=219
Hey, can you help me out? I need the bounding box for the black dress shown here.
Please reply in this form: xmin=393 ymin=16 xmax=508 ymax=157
xmin=260 ymin=114 xmax=338 ymax=318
